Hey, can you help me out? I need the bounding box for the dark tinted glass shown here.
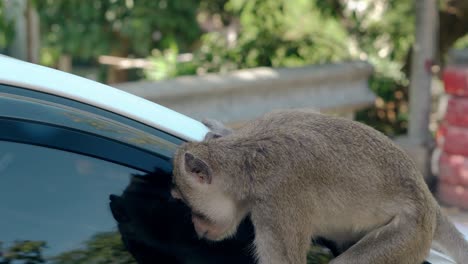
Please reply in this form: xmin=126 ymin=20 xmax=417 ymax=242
xmin=0 ymin=85 xmax=257 ymax=264
xmin=0 ymin=140 xmax=143 ymax=263
xmin=0 ymin=86 xmax=182 ymax=158
xmin=0 ymin=141 xmax=257 ymax=264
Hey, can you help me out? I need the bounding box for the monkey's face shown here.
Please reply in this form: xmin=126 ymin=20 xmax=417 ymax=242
xmin=171 ymin=145 xmax=246 ymax=241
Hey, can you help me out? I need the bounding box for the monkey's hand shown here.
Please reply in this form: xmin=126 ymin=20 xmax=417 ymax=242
xmin=202 ymin=118 xmax=233 ymax=140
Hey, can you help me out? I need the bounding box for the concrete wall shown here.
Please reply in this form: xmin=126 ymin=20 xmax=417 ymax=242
xmin=114 ymin=61 xmax=375 ymax=124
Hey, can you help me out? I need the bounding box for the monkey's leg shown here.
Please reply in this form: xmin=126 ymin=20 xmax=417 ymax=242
xmin=252 ymin=213 xmax=311 ymax=264
xmin=330 ymin=214 xmax=433 ymax=264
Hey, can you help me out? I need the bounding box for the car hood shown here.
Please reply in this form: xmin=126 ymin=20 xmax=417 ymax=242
xmin=426 ymin=222 xmax=468 ymax=263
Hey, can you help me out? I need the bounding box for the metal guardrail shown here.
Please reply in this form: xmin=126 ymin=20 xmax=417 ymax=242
xmin=114 ymin=61 xmax=375 ymax=124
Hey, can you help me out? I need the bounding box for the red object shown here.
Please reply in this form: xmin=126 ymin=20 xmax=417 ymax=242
xmin=443 ymin=66 xmax=468 ymax=96
xmin=437 ymin=182 xmax=468 ymax=210
xmin=438 ymin=64 xmax=468 ymax=209
xmin=445 ymin=96 xmax=468 ymax=127
xmin=438 ymin=152 xmax=468 ymax=186
xmin=436 ymin=122 xmax=447 ymax=147
xmin=443 ymin=125 xmax=468 ymax=156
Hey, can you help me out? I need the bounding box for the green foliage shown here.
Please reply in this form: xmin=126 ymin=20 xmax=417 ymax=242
xmin=136 ymin=0 xmax=417 ymax=136
xmin=0 ymin=240 xmax=47 ymax=264
xmin=192 ymin=0 xmax=414 ymax=74
xmin=305 ymin=0 xmax=414 ymax=136
xmin=144 ymin=47 xmax=180 ymax=80
xmin=52 ymin=232 xmax=135 ymax=264
xmin=200 ymin=0 xmax=352 ymax=72
xmin=350 ymin=1 xmax=414 ymax=136
xmin=31 ymin=0 xmax=437 ymax=135
xmin=0 ymin=237 xmax=331 ymax=264
xmin=34 ymin=0 xmax=201 ymax=65
xmin=143 ymin=43 xmax=199 ymax=80
xmin=191 ymin=31 xmax=240 ymax=74
xmin=145 ymin=0 xmax=415 ymax=136
xmin=0 ymin=1 xmax=15 ymax=52
xmin=453 ymin=34 xmax=468 ymax=49
xmin=307 ymin=245 xmax=333 ymax=264
xmin=0 ymin=233 xmax=134 ymax=264
xmin=146 ymin=0 xmax=354 ymax=79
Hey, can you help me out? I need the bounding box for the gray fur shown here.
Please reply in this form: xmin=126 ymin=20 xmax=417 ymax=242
xmin=172 ymin=109 xmax=468 ymax=264
xmin=202 ymin=118 xmax=233 ymax=140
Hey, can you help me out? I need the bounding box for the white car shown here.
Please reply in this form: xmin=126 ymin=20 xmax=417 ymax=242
xmin=0 ymin=55 xmax=464 ymax=263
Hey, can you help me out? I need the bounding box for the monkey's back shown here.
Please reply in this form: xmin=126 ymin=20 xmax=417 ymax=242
xmin=234 ymin=109 xmax=417 ymax=183
xmin=218 ymin=109 xmax=434 ymax=236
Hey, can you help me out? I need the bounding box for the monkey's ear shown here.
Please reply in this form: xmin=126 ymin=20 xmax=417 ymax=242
xmin=202 ymin=118 xmax=232 ymax=140
xmin=184 ymin=152 xmax=212 ymax=184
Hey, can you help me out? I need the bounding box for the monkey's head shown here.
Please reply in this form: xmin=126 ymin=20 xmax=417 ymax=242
xmin=171 ymin=142 xmax=248 ymax=242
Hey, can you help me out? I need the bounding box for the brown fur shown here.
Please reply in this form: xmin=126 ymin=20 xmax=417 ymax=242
xmin=171 ymin=109 xmax=468 ymax=264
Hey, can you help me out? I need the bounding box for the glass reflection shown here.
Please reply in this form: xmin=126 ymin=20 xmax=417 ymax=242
xmin=109 ymin=169 xmax=256 ymax=264
xmin=0 ymin=140 xmax=257 ymax=264
xmin=0 ymin=94 xmax=180 ymax=157
xmin=0 ymin=141 xmax=142 ymax=263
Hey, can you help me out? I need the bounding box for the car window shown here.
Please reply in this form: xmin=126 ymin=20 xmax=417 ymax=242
xmin=0 ymin=85 xmax=183 ymax=158
xmin=0 ymin=140 xmax=147 ymax=263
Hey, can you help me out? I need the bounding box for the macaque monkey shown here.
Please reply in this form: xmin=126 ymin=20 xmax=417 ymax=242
xmin=171 ymin=110 xmax=468 ymax=264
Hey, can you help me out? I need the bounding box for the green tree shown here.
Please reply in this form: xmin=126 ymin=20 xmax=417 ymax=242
xmin=142 ymin=0 xmax=415 ymax=137
xmin=52 ymin=232 xmax=135 ymax=264
xmin=0 ymin=236 xmax=332 ymax=263
xmin=29 ymin=0 xmax=468 ymax=134
xmin=0 ymin=240 xmax=47 ymax=264
xmin=186 ymin=0 xmax=468 ymax=136
xmin=34 ymin=0 xmax=201 ymax=65
xmin=0 ymin=1 xmax=15 ymax=53
xmin=322 ymin=0 xmax=415 ymax=136
xmin=51 ymin=232 xmax=332 ymax=264
xmin=192 ymin=0 xmax=352 ymax=74
xmin=0 ymin=234 xmax=134 ymax=264
xmin=312 ymin=0 xmax=468 ymax=136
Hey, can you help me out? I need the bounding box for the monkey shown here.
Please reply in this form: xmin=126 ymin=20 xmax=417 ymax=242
xmin=109 ymin=169 xmax=256 ymax=264
xmin=171 ymin=109 xmax=468 ymax=264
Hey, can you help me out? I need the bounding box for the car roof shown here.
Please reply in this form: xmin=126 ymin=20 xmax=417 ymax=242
xmin=0 ymin=55 xmax=209 ymax=142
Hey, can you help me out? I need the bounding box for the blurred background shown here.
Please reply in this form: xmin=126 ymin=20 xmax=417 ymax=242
xmin=3 ymin=0 xmax=468 ymax=175
xmin=1 ymin=0 xmax=468 ymax=263
xmin=2 ymin=0 xmax=468 ymax=135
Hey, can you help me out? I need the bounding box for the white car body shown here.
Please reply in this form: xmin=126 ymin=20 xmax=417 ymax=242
xmin=0 ymin=55 xmax=209 ymax=142
xmin=0 ymin=55 xmax=465 ymax=264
